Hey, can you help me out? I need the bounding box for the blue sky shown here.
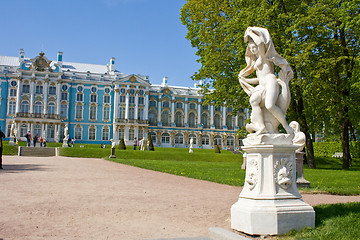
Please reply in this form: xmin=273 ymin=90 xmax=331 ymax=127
xmin=1 ymin=0 xmax=200 ymax=87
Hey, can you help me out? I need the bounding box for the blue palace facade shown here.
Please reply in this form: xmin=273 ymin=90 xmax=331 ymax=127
xmin=0 ymin=49 xmax=249 ymax=149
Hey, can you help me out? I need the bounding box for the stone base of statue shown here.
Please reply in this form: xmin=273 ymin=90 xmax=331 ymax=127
xmin=62 ymin=139 xmax=69 ymax=148
xmin=189 ymin=148 xmax=193 ymax=153
xmin=231 ymin=134 xmax=315 ymax=236
xmin=296 ymin=152 xmax=311 ymax=188
xmin=9 ymin=136 xmax=16 ymax=145
xmin=109 ymin=148 xmax=116 ymax=158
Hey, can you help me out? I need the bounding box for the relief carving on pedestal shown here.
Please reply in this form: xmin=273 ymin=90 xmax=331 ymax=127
xmin=274 ymin=158 xmax=293 ymax=190
xmin=245 ymin=158 xmax=259 ymax=191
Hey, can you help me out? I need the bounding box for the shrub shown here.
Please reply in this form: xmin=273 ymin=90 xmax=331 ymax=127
xmin=148 ymin=135 xmax=155 ymax=151
xmin=118 ymin=138 xmax=126 ymax=150
xmin=313 ymin=141 xmax=360 ymax=158
xmin=214 ymin=145 xmax=221 ymax=153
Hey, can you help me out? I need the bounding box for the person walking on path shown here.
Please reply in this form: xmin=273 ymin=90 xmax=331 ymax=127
xmin=25 ymin=131 xmax=31 ymax=147
xmin=33 ymin=135 xmax=38 ymax=147
xmin=0 ymin=128 xmax=5 ymax=169
xmin=133 ymin=137 xmax=137 ymax=150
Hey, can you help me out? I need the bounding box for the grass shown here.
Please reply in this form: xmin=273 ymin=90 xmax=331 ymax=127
xmin=3 ymin=142 xmax=360 ymax=195
xmin=280 ymin=202 xmax=360 ymax=240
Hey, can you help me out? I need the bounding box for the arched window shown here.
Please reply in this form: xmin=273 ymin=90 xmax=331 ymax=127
xmin=48 ymin=102 xmax=55 ymax=115
xmin=201 ymin=135 xmax=210 ymax=145
xmin=47 ymin=124 xmax=55 ymax=139
xmin=20 ymin=124 xmax=27 ymax=137
xmin=8 ymin=101 xmax=16 ymax=115
xmin=188 ymin=134 xmax=197 ymax=144
xmin=161 ymin=133 xmax=170 ymax=144
xmin=148 ymin=110 xmax=157 ymax=126
xmin=102 ymin=127 xmax=109 ymax=140
xmin=226 ymin=115 xmax=233 ymax=130
xmin=214 ymin=135 xmax=222 ymax=146
xmin=188 ymin=112 xmax=196 ymax=128
xmin=175 ymin=133 xmax=183 ymax=144
xmin=227 ymin=136 xmax=235 ymax=146
xmin=35 ymin=102 xmax=42 ymax=115
xmin=75 ymin=126 xmax=82 ymax=140
xmin=21 ymin=101 xmax=29 ymax=113
xmin=34 ymin=124 xmax=41 ymax=137
xmin=89 ymin=126 xmax=96 ymax=140
xmin=103 ymin=105 xmax=110 ymax=121
xmin=175 ymin=112 xmax=183 ymax=127
xmin=214 ymin=114 xmax=221 ymax=129
xmin=118 ymin=128 xmax=125 ymax=140
xmin=162 ymin=110 xmax=170 ymax=126
xmin=89 ymin=105 xmax=97 ymax=120
xmin=75 ymin=104 xmax=83 ymax=119
xmin=201 ymin=113 xmax=208 ymax=128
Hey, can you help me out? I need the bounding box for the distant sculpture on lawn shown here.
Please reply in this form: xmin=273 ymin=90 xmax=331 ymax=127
xmin=10 ymin=121 xmax=16 ymax=137
xmin=238 ymin=26 xmax=294 ymax=135
xmin=189 ymin=137 xmax=194 ymax=153
xmin=64 ymin=125 xmax=69 ymax=140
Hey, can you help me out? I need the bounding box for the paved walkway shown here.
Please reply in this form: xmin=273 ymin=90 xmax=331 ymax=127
xmin=1 ymin=156 xmax=359 ymax=240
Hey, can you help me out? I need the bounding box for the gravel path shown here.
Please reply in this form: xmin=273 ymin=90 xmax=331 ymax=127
xmin=1 ymin=155 xmax=359 ymax=240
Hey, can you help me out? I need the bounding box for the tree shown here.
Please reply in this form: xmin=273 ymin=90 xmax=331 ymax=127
xmin=118 ymin=138 xmax=126 ymax=150
xmin=181 ymin=0 xmax=360 ymax=169
xmin=147 ymin=134 xmax=155 ymax=151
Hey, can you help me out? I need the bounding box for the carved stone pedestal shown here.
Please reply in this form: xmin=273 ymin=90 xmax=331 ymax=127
xmin=9 ymin=136 xmax=16 ymax=146
xmin=231 ymin=134 xmax=315 ymax=236
xmin=62 ymin=139 xmax=69 ymax=148
xmin=109 ymin=148 xmax=116 ymax=158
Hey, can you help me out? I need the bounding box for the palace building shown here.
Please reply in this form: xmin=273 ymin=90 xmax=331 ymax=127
xmin=0 ymin=49 xmax=249 ymax=149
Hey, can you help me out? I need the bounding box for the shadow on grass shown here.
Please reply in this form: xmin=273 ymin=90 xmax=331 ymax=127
xmin=314 ymin=202 xmax=360 ymax=226
xmin=0 ymin=164 xmax=50 ymax=173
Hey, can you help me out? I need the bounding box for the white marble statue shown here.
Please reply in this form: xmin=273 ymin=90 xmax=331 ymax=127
xmin=10 ymin=120 xmax=16 ymax=137
xmin=111 ymin=139 xmax=116 ymax=149
xmin=238 ymin=26 xmax=294 ymax=135
xmin=64 ymin=125 xmax=69 ymax=140
xmin=189 ymin=137 xmax=194 ymax=153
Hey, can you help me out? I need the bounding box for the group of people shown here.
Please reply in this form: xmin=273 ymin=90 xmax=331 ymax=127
xmin=25 ymin=131 xmax=46 ymax=147
xmin=133 ymin=137 xmax=150 ymax=151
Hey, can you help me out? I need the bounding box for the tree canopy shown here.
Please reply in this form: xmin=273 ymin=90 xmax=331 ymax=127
xmin=181 ymin=0 xmax=360 ymax=169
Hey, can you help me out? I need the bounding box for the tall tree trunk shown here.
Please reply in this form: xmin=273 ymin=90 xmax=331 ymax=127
xmin=340 ymin=108 xmax=351 ymax=169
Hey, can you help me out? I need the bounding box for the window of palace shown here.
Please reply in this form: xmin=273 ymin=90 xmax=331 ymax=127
xmin=119 ymin=95 xmax=125 ymax=103
xmin=62 ymin=85 xmax=68 ymax=91
xmin=49 ymin=86 xmax=56 ymax=95
xmin=47 ymin=125 xmax=55 ymax=139
xmin=129 ymin=96 xmax=135 ymax=104
xmin=36 ymin=85 xmax=43 ymax=94
xmin=76 ymin=92 xmax=83 ymax=102
xmin=75 ymin=104 xmax=83 ymax=119
xmin=102 ymin=127 xmax=109 ymax=140
xmin=35 ymin=102 xmax=42 ymax=114
xmin=129 ymin=107 xmax=135 ymax=120
xmin=188 ymin=112 xmax=196 ymax=128
xmin=91 ymin=86 xmax=97 ymax=93
xmin=89 ymin=126 xmax=96 ymax=140
xmin=214 ymin=135 xmax=222 ymax=146
xmin=202 ymin=105 xmax=209 ymax=111
xmin=214 ymin=114 xmax=221 ymax=129
xmin=118 ymin=128 xmax=124 ymax=140
xmin=161 ymin=133 xmax=170 ymax=144
xmin=34 ymin=124 xmax=41 ymax=137
xmin=75 ymin=126 xmax=82 ymax=140
xmin=215 ymin=106 xmax=222 ymax=112
xmin=89 ymin=105 xmax=97 ymax=120
xmin=201 ymin=113 xmax=209 ymax=128
xmin=103 ymin=95 xmax=110 ymax=104
xmin=48 ymin=102 xmax=56 ymax=115
xmin=104 ymin=87 xmax=110 ymax=94
xmin=60 ymin=104 xmax=68 ymax=118
xmin=120 ymin=88 xmax=125 ymax=94
xmin=226 ymin=115 xmax=233 ymax=130
xmin=21 ymin=101 xmax=29 ymax=113
xmin=202 ymin=135 xmax=210 ymax=145
xmin=188 ymin=134 xmax=196 ymax=144
xmin=22 ymin=84 xmax=30 ymax=93
xmin=8 ymin=101 xmax=16 ymax=115
xmin=227 ymin=136 xmax=235 ymax=146
xmin=175 ymin=112 xmax=183 ymax=127
xmin=238 ymin=116 xmax=245 ymax=127
xmin=9 ymin=88 xmax=17 ymax=97
xmin=149 ymin=100 xmax=156 ymax=107
xmin=128 ymin=129 xmax=135 ymax=140
xmin=90 ymin=94 xmax=97 ymax=103
xmin=148 ymin=110 xmax=157 ymax=126
xmin=162 ymin=101 xmax=170 ymax=108
xmin=138 ymin=108 xmax=144 ymax=120
xmin=103 ymin=105 xmax=110 ymax=121
xmin=138 ymin=97 xmax=144 ymax=105
xmin=161 ymin=110 xmax=170 ymax=126
xmin=119 ymin=107 xmax=125 ymax=119
xmin=227 ymin=106 xmax=233 ymax=113
xmin=138 ymin=129 xmax=143 ymax=140
xmin=175 ymin=133 xmax=183 ymax=144
xmin=190 ymin=102 xmax=196 ymax=110
xmin=176 ymin=102 xmax=183 ymax=109
xmin=20 ymin=124 xmax=27 ymax=137
xmin=149 ymin=132 xmax=156 ymax=143
xmin=61 ymin=92 xmax=68 ymax=101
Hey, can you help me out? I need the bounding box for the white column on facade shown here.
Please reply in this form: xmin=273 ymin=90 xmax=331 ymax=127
xmin=144 ymin=91 xmax=149 ymax=120
xmin=43 ymin=79 xmax=49 ymax=115
xmin=43 ymin=123 xmax=48 ymax=140
xmin=55 ymin=124 xmax=59 ymax=142
xmin=157 ymin=98 xmax=162 ymax=123
xmin=134 ymin=92 xmax=139 ymax=120
xmin=184 ymin=97 xmax=188 ymax=125
xmin=222 ymin=105 xmax=227 ymax=127
xmin=197 ymin=99 xmax=202 ymax=126
xmin=210 ymin=103 xmax=214 ymax=126
xmin=15 ymin=77 xmax=22 ymax=113
xmin=171 ymin=96 xmax=175 ymax=124
xmin=30 ymin=123 xmax=33 ymax=136
xmin=113 ymin=88 xmax=119 ymax=121
xmin=125 ymin=91 xmax=129 ymax=119
xmin=56 ymin=82 xmax=61 ymax=115
xmin=235 ymin=113 xmax=239 ymax=128
xmin=30 ymin=78 xmax=35 ymax=114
